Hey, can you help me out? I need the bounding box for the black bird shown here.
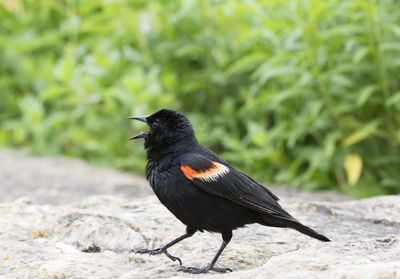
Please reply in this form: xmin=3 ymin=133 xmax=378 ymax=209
xmin=128 ymin=109 xmax=330 ymax=274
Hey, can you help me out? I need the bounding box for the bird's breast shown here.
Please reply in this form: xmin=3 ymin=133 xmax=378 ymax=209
xmin=145 ymin=160 xmax=174 ymax=195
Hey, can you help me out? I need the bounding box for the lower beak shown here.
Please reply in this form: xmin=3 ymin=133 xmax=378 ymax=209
xmin=129 ymin=131 xmax=149 ymax=140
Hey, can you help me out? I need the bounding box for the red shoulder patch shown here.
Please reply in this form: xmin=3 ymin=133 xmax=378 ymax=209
xmin=181 ymin=161 xmax=229 ymax=182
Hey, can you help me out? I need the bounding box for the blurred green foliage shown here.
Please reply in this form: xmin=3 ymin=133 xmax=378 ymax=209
xmin=1 ymin=0 xmax=400 ymax=197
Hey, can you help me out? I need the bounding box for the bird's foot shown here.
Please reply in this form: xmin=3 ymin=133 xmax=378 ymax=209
xmin=178 ymin=266 xmax=232 ymax=274
xmin=135 ymin=247 xmax=164 ymax=256
xmin=135 ymin=247 xmax=182 ymax=266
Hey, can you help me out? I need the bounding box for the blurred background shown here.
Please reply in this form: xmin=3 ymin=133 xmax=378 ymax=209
xmin=1 ymin=0 xmax=399 ymax=198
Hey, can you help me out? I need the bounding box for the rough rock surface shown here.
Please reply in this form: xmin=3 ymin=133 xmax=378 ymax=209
xmin=0 ymin=149 xmax=399 ymax=279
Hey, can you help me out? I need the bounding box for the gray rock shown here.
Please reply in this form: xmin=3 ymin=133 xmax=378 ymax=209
xmin=0 ymin=149 xmax=398 ymax=278
xmin=0 ymin=195 xmax=399 ymax=279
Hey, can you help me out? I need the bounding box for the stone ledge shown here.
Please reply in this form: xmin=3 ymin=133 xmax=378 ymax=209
xmin=0 ymin=194 xmax=399 ymax=279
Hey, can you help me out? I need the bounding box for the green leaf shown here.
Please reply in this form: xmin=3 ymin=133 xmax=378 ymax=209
xmin=385 ymin=91 xmax=400 ymax=108
xmin=356 ymin=85 xmax=377 ymax=107
xmin=226 ymin=52 xmax=268 ymax=76
xmin=342 ymin=121 xmax=381 ymax=147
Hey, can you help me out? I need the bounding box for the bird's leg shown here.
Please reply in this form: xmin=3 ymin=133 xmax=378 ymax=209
xmin=136 ymin=229 xmax=195 ymax=266
xmin=179 ymin=231 xmax=233 ymax=274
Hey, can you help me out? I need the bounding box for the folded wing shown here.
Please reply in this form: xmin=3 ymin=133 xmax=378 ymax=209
xmin=179 ymin=153 xmax=297 ymax=222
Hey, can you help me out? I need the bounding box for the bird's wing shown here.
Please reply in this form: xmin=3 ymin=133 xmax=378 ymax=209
xmin=179 ymin=153 xmax=296 ymax=222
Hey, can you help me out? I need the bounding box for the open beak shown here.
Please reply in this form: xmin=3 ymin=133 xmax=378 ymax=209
xmin=127 ymin=115 xmax=149 ymax=140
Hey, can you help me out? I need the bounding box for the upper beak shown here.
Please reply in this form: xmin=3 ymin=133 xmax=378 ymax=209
xmin=127 ymin=115 xmax=148 ymax=123
xmin=127 ymin=115 xmax=149 ymax=140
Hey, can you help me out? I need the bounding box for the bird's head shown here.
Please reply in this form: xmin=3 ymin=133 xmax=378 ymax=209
xmin=128 ymin=109 xmax=197 ymax=156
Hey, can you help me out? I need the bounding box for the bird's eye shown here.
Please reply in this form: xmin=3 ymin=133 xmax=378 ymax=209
xmin=152 ymin=121 xmax=159 ymax=129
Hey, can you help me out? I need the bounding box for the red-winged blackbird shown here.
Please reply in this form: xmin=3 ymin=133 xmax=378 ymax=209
xmin=129 ymin=109 xmax=330 ymax=274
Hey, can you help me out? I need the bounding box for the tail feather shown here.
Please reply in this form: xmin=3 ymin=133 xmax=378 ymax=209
xmin=257 ymin=212 xmax=330 ymax=242
xmin=288 ymin=220 xmax=330 ymax=242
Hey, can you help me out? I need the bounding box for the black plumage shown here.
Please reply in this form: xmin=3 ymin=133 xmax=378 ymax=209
xmin=129 ymin=109 xmax=330 ymax=274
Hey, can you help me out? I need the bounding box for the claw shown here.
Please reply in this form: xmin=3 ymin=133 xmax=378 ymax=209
xmin=211 ymin=267 xmax=232 ymax=273
xmin=178 ymin=266 xmax=232 ymax=274
xmin=164 ymin=250 xmax=182 ymax=266
xmin=135 ymin=247 xmax=182 ymax=265
xmin=135 ymin=248 xmax=163 ymax=255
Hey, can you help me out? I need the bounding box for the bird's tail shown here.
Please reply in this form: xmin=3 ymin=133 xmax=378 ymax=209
xmin=287 ymin=220 xmax=330 ymax=242
xmin=259 ymin=215 xmax=330 ymax=242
